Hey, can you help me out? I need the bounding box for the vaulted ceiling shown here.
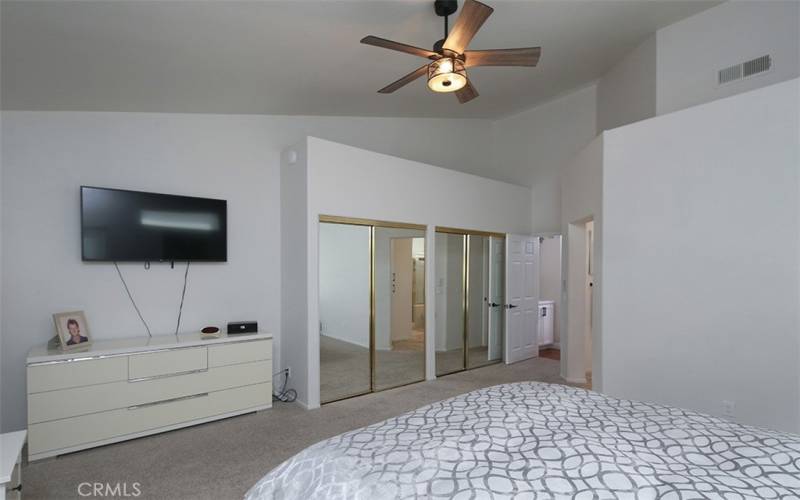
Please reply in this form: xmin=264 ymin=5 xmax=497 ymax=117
xmin=1 ymin=0 xmax=718 ymax=118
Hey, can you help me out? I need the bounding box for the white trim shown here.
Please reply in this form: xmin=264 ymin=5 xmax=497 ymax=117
xmin=563 ymin=376 xmax=587 ymax=385
xmin=425 ymin=225 xmax=437 ymax=381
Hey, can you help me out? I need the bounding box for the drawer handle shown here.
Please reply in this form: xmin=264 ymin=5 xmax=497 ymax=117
xmin=127 ymin=392 xmax=208 ymax=410
xmin=128 ymin=368 xmax=208 ymax=383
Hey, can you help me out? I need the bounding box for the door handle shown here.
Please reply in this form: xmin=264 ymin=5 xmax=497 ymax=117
xmin=505 ymin=304 xmax=519 ymax=309
xmin=489 ymin=302 xmax=501 ymax=308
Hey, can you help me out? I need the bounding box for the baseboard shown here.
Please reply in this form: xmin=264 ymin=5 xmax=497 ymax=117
xmin=563 ymin=376 xmax=587 ymax=384
xmin=294 ymin=398 xmax=310 ymax=410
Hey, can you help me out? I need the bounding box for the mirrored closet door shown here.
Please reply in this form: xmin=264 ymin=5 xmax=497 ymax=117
xmin=318 ymin=221 xmax=372 ymax=403
xmin=319 ymin=216 xmax=426 ymax=404
xmin=373 ymin=226 xmax=427 ymax=391
xmin=435 ymin=228 xmax=505 ymax=377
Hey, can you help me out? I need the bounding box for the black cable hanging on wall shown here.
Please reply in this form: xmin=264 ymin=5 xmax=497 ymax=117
xmin=174 ymin=261 xmax=190 ymax=336
xmin=114 ymin=261 xmax=191 ymax=338
xmin=114 ymin=261 xmax=152 ymax=337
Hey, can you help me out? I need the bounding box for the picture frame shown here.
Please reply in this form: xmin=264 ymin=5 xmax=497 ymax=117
xmin=53 ymin=311 xmax=92 ymax=351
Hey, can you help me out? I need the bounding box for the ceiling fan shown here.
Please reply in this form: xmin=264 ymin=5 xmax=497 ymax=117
xmin=361 ymin=0 xmax=541 ymax=104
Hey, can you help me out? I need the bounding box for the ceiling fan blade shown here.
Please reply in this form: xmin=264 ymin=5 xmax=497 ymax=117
xmin=443 ymin=0 xmax=494 ymax=54
xmin=465 ymin=47 xmax=541 ymax=68
xmin=455 ymin=80 xmax=479 ymax=104
xmin=361 ymin=36 xmax=438 ymax=59
xmin=378 ymin=65 xmax=429 ymax=93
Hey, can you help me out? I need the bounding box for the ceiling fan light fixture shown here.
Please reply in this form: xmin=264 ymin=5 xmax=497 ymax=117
xmin=427 ymin=57 xmax=467 ymax=93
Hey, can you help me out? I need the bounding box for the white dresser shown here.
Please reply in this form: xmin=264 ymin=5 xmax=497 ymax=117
xmin=26 ymin=332 xmax=272 ymax=461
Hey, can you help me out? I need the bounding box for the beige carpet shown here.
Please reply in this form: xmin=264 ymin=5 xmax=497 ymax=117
xmin=320 ymin=335 xmax=427 ymax=402
xmin=320 ymin=336 xmax=504 ymax=402
xmin=23 ymin=357 xmax=571 ymax=500
xmin=436 ymin=345 xmax=502 ymax=376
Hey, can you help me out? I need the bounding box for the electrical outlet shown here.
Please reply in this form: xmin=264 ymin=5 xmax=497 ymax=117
xmin=722 ymin=400 xmax=735 ymax=418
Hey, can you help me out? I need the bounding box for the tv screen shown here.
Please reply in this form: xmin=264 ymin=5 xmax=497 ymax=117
xmin=81 ymin=186 xmax=227 ymax=262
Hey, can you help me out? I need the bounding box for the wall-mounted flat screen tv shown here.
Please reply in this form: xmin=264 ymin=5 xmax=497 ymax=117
xmin=81 ymin=186 xmax=227 ymax=262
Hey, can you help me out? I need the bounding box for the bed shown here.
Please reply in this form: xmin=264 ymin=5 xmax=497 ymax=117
xmin=246 ymin=382 xmax=800 ymax=499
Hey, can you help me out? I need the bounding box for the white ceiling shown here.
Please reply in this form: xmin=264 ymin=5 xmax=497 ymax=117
xmin=1 ymin=0 xmax=719 ymax=119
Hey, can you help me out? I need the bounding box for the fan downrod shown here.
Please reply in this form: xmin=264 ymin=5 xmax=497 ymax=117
xmin=434 ymin=0 xmax=458 ymax=17
xmin=433 ymin=0 xmax=457 ymax=53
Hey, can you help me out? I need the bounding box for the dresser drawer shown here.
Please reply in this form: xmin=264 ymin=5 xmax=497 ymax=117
xmin=209 ymin=339 xmax=271 ymax=367
xmin=28 ymin=356 xmax=128 ymax=393
xmin=128 ymin=347 xmax=207 ymax=380
xmin=28 ymin=360 xmax=272 ymax=424
xmin=28 ymin=382 xmax=271 ymax=455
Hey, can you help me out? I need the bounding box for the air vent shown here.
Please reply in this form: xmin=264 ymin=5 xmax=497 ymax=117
xmin=718 ymin=55 xmax=772 ymax=85
xmin=743 ymin=55 xmax=772 ymax=77
xmin=718 ymin=64 xmax=742 ymax=85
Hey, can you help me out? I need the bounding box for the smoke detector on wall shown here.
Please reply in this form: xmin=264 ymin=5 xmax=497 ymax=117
xmin=718 ymin=55 xmax=772 ymax=86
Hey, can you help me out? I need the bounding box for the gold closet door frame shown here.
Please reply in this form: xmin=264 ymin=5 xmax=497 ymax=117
xmin=319 ymin=215 xmax=427 ymax=403
xmin=435 ymin=226 xmax=505 ymax=239
xmin=321 ymin=215 xmax=426 ymax=231
xmin=435 ymin=227 xmax=505 ymax=376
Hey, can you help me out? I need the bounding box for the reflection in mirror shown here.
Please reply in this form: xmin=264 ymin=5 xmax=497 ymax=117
xmin=488 ymin=237 xmax=505 ymax=363
xmin=435 ymin=233 xmax=466 ymax=376
xmin=319 ymin=222 xmax=371 ymax=403
xmin=373 ymin=228 xmax=426 ymax=391
xmin=467 ymin=236 xmax=504 ymax=368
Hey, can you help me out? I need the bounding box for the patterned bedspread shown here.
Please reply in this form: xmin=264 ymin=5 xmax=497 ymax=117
xmin=246 ymin=382 xmax=800 ymax=499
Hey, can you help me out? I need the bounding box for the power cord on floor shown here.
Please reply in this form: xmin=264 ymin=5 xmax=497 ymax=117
xmin=273 ymin=369 xmax=297 ymax=403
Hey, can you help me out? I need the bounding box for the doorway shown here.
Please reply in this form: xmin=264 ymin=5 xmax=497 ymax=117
xmin=564 ymin=218 xmax=594 ymax=388
xmin=318 ymin=216 xmax=426 ymax=404
xmin=434 ymin=227 xmax=505 ymax=376
xmin=537 ymin=235 xmax=563 ymax=362
xmin=584 ymin=221 xmax=594 ymax=386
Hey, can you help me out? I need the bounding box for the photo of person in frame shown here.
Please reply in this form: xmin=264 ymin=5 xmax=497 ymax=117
xmin=65 ymin=318 xmax=89 ymax=345
xmin=53 ymin=311 xmax=92 ymax=350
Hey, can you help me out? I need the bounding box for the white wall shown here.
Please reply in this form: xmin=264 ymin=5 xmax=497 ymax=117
xmin=280 ymin=138 xmax=309 ymax=410
xmin=0 ymin=111 xmax=496 ymax=431
xmin=307 ymin=138 xmax=532 ymax=235
xmin=602 ymin=79 xmax=800 ymax=432
xmin=597 ymin=35 xmax=656 ymax=132
xmin=298 ymin=137 xmax=533 ymax=407
xmin=494 ymin=0 xmax=800 ymax=193
xmin=492 ymin=84 xmax=598 ymax=233
xmin=318 ymin=222 xmax=370 ymax=348
xmin=656 ymin=0 xmax=800 ymax=115
xmin=434 ymin=233 xmax=465 ymax=353
xmin=0 ymin=112 xmax=3 ymax=432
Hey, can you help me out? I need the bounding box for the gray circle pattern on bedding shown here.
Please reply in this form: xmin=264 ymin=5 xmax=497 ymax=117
xmin=245 ymin=382 xmax=800 ymax=499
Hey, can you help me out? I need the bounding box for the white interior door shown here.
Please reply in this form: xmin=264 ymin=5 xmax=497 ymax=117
xmin=504 ymin=234 xmax=540 ymax=364
xmin=487 ymin=236 xmax=504 ymax=360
